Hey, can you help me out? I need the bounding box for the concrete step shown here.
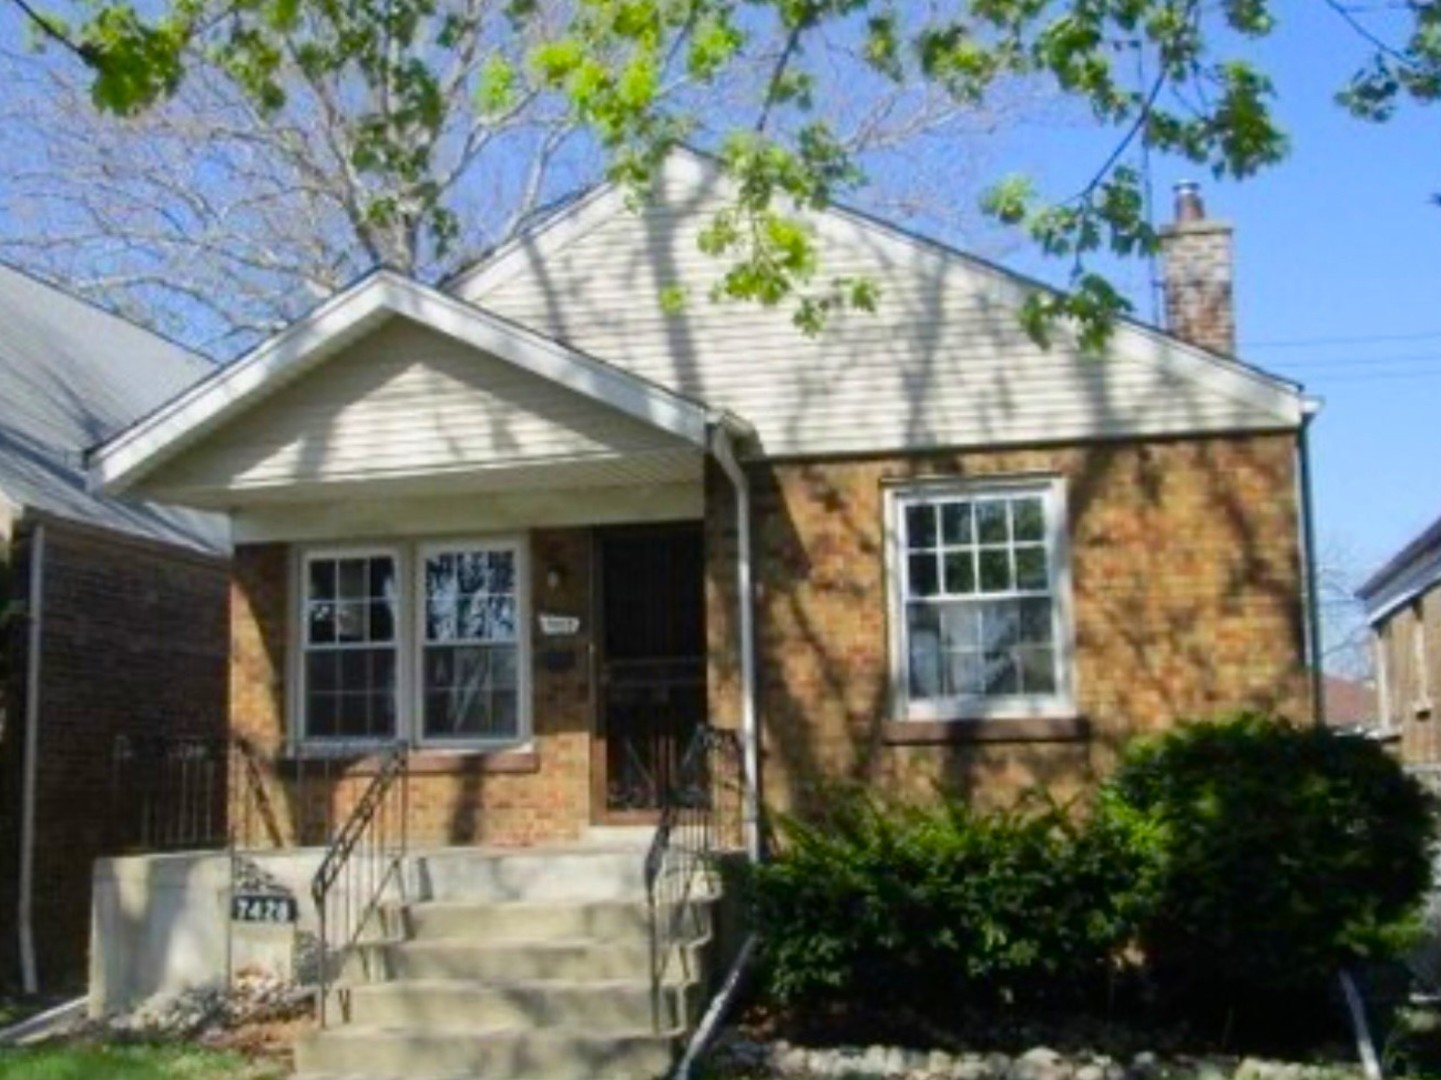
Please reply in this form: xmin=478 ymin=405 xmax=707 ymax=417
xmin=412 ymin=848 xmax=648 ymax=903
xmin=381 ymin=897 xmax=712 ymax=944
xmin=339 ymin=977 xmax=700 ymax=1031
xmin=295 ymin=1025 xmax=681 ymax=1079
xmin=355 ymin=937 xmax=707 ymax=984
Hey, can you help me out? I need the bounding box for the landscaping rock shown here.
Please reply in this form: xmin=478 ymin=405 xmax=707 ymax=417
xmin=703 ymin=1027 xmax=1364 ymax=1080
xmin=1013 ymin=1047 xmax=1072 ymax=1080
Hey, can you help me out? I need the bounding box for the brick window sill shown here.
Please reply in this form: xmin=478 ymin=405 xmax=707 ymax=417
xmin=883 ymin=716 xmax=1090 ymax=745
xmin=279 ymin=748 xmax=539 ymax=776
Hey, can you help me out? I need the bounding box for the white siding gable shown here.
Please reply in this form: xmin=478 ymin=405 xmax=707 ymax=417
xmin=461 ymin=156 xmax=1303 ymax=458
xmin=139 ymin=316 xmax=700 ymax=500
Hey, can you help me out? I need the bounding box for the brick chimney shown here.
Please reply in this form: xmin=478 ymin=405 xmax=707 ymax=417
xmin=1158 ymin=181 xmax=1235 ymax=355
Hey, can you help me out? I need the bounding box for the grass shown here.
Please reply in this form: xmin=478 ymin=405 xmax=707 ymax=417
xmin=0 ymin=1043 xmax=283 ymax=1080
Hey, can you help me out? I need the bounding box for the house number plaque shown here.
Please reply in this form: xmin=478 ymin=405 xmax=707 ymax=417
xmin=539 ymin=613 xmax=581 ymax=636
xmin=231 ymin=893 xmax=299 ymax=925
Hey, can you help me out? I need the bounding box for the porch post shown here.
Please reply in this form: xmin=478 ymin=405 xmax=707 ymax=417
xmin=710 ymin=427 xmax=761 ymax=862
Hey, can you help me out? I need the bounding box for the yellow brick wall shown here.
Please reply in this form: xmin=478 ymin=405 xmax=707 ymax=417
xmin=228 ymin=529 xmax=594 ymax=847
xmin=229 ymin=433 xmax=1308 ymax=843
xmin=708 ymin=433 xmax=1310 ymax=816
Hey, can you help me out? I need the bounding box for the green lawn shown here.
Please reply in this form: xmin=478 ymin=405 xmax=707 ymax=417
xmin=0 ymin=1043 xmax=282 ymax=1080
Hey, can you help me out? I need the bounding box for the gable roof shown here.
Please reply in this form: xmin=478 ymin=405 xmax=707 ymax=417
xmin=454 ymin=147 xmax=1309 ymax=459
xmin=0 ymin=263 xmax=227 ymax=552
xmin=90 ymin=270 xmax=741 ymax=497
xmin=1359 ymin=511 xmax=1441 ymax=624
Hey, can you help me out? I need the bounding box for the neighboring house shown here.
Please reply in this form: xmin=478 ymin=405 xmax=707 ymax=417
xmin=1359 ymin=514 xmax=1441 ymax=765
xmin=0 ymin=263 xmax=230 ymax=992
xmin=1320 ymin=673 xmax=1380 ymax=732
xmin=88 ymin=149 xmax=1318 ymax=852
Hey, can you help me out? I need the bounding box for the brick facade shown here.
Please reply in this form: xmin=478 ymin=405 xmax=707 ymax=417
xmin=708 ymin=432 xmax=1309 ymax=817
xmin=0 ymin=517 xmax=229 ymax=989
xmin=229 ymin=529 xmax=594 ymax=848
xmin=1376 ymin=587 xmax=1441 ymax=765
xmin=229 ymin=432 xmax=1307 ymax=841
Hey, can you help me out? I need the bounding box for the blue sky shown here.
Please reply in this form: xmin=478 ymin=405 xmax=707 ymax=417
xmin=1013 ymin=9 xmax=1441 ymax=582
xmin=0 ymin=3 xmax=1433 ymax=583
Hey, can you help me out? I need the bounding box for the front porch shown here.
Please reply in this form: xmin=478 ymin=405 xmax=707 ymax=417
xmin=94 ymin=725 xmax=749 ymax=1080
xmin=214 ymin=516 xmax=723 ymax=848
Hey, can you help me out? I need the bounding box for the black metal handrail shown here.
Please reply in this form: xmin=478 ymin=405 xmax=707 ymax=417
xmin=111 ymin=733 xmax=276 ymax=853
xmin=644 ymin=725 xmax=747 ymax=1018
xmin=311 ymin=741 xmax=409 ymax=1027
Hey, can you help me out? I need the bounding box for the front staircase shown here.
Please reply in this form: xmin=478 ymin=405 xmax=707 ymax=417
xmin=294 ymin=845 xmax=721 ymax=1080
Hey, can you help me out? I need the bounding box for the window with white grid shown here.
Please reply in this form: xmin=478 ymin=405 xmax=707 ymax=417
xmin=889 ymin=479 xmax=1074 ymax=720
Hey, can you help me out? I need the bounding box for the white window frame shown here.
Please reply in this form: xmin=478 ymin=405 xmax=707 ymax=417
xmin=413 ymin=537 xmax=533 ymax=750
xmin=290 ymin=536 xmax=532 ymax=752
xmin=293 ymin=545 xmax=406 ymax=748
xmin=884 ymin=475 xmax=1077 ymax=722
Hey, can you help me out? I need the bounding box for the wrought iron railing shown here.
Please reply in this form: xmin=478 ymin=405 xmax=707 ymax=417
xmin=311 ymin=740 xmax=409 ymax=1027
xmin=643 ymin=725 xmax=747 ymax=1017
xmin=110 ymin=734 xmax=269 ymax=852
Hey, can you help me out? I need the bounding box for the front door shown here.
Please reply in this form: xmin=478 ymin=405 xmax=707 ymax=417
xmin=594 ymin=523 xmax=706 ymax=823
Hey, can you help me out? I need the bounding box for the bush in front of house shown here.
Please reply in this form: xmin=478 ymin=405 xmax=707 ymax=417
xmin=750 ymin=715 xmax=1437 ymax=1046
xmin=1097 ymin=713 xmax=1437 ymax=1015
xmin=750 ymin=785 xmax=1145 ymax=1020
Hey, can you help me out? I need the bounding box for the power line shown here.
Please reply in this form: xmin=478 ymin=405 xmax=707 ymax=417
xmin=1272 ymin=351 xmax=1441 ymax=370
xmin=1245 ymin=329 xmax=1441 ymax=349
xmin=1293 ymin=367 xmax=1441 ymax=384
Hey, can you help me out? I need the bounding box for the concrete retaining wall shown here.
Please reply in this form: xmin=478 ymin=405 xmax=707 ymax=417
xmin=89 ymin=848 xmax=330 ymax=1015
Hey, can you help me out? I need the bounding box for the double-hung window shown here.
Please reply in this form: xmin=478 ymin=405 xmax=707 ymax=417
xmin=302 ymin=552 xmax=400 ymax=740
xmin=297 ymin=539 xmax=529 ymax=747
xmin=888 ymin=478 xmax=1074 ymax=720
xmin=420 ymin=544 xmax=523 ymax=743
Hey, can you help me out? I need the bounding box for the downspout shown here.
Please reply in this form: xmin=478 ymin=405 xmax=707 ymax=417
xmin=710 ymin=427 xmax=761 ymax=863
xmin=1298 ymin=402 xmax=1325 ymax=725
xmin=17 ymin=521 xmax=45 ymax=994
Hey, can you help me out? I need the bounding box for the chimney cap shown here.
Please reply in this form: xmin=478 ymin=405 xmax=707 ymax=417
xmin=1174 ymin=180 xmax=1206 ymax=223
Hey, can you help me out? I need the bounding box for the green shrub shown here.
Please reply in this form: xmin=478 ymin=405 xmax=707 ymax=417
xmin=1097 ymin=713 xmax=1436 ymax=1010
xmin=751 ymin=787 xmax=1143 ymax=1018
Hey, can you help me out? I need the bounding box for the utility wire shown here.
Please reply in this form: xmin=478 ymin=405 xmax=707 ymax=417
xmin=1270 ymin=351 xmax=1441 ymax=369
xmin=1245 ymin=329 xmax=1441 ymax=349
xmin=1286 ymin=368 xmax=1441 ymax=384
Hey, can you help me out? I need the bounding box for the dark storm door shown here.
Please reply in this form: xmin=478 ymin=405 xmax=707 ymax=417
xmin=594 ymin=523 xmax=706 ymax=823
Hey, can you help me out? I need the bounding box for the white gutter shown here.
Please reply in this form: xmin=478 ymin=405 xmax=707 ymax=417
xmin=18 ymin=521 xmax=45 ymax=993
xmin=710 ymin=428 xmax=761 ymax=862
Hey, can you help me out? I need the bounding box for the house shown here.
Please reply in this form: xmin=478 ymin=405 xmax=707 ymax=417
xmin=1320 ymin=673 xmax=1380 ymax=733
xmin=88 ymin=149 xmax=1318 ymax=844
xmin=0 ymin=263 xmax=229 ymax=993
xmin=1359 ymin=513 xmax=1441 ymax=766
xmin=80 ymin=149 xmax=1322 ymax=1073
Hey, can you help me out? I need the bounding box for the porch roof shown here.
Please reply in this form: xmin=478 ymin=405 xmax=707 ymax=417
xmin=88 ymin=271 xmax=749 ymax=508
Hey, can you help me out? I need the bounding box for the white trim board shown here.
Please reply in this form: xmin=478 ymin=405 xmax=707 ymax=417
xmin=232 ymin=482 xmax=703 ymax=543
xmin=89 ymin=271 xmax=718 ymax=495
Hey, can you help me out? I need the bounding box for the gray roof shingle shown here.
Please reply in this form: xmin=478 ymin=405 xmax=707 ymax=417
xmin=0 ymin=263 xmax=228 ymax=553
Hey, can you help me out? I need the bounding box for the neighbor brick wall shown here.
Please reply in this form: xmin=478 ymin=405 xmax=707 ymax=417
xmin=228 ymin=529 xmax=593 ymax=847
xmin=1376 ymin=587 xmax=1441 ymax=766
xmin=0 ymin=518 xmax=228 ymax=990
xmin=706 ymin=432 xmax=1309 ymax=818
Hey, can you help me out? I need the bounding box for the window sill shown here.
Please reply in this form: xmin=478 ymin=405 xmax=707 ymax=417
xmin=282 ymin=747 xmax=539 ymax=776
xmin=883 ymin=715 xmax=1090 ymax=745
